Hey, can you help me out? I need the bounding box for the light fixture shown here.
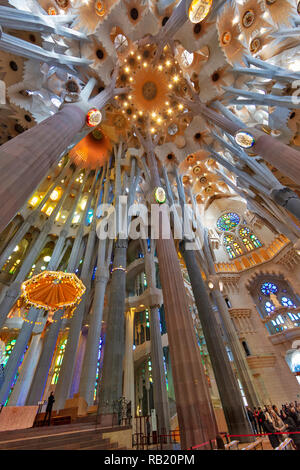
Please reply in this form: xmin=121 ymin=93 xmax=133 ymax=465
xmin=234 ymin=130 xmax=256 ymax=149
xmin=208 ymin=281 xmax=214 ymax=289
xmin=188 ymin=0 xmax=213 ymax=24
xmin=44 ymin=256 xmax=51 ymax=262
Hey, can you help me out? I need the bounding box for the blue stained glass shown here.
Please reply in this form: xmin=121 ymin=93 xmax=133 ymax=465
xmin=281 ymin=296 xmax=295 ymax=307
xmin=265 ymin=301 xmax=275 ymax=314
xmin=261 ymin=282 xmax=278 ymax=296
xmin=217 ymin=212 xmax=240 ymax=232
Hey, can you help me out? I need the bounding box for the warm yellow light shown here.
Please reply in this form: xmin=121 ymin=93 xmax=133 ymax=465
xmin=152 ymin=112 xmax=157 ymax=118
xmin=29 ymin=196 xmax=39 ymax=207
xmin=50 ymin=188 xmax=61 ymax=202
xmin=178 ymin=104 xmax=184 ymax=110
xmin=173 ymin=75 xmax=179 ymax=83
xmin=167 ymin=108 xmax=173 ymax=114
xmin=158 ymin=65 xmax=163 ymax=71
xmin=13 ymin=245 xmax=19 ymax=252
xmin=168 ymin=84 xmax=173 ymax=89
xmin=166 ymin=60 xmax=171 ymax=67
xmin=157 ymin=117 xmax=162 ymax=124
xmin=143 ymin=62 xmax=148 ymax=67
xmin=46 ymin=206 xmax=54 ymax=216
xmin=137 ymin=55 xmax=141 ymax=60
xmin=125 ymin=66 xmax=130 ymax=73
xmin=139 ymin=111 xmax=143 ymax=116
xmin=129 ymin=77 xmax=133 ymax=82
xmin=151 ymin=128 xmax=156 ymax=134
xmin=188 ymin=0 xmax=213 ymax=24
xmin=80 ymin=198 xmax=87 ymax=211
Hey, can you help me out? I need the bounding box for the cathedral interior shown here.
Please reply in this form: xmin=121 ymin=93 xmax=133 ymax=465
xmin=0 ymin=0 xmax=299 ymax=451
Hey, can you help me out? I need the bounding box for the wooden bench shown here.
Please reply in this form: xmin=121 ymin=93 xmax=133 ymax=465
xmin=225 ymin=440 xmax=239 ymax=450
xmin=275 ymin=438 xmax=295 ymax=450
xmin=51 ymin=415 xmax=72 ymax=426
xmin=242 ymin=438 xmax=263 ymax=450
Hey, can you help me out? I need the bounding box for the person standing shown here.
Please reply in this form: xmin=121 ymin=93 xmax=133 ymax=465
xmin=43 ymin=392 xmax=55 ymax=426
xmin=246 ymin=406 xmax=258 ymax=434
xmin=257 ymin=407 xmax=265 ymax=435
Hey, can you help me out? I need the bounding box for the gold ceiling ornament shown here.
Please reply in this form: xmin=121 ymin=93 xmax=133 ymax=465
xmin=116 ymin=45 xmax=190 ymax=133
xmin=95 ymin=0 xmax=106 ymax=17
xmin=188 ymin=0 xmax=213 ymax=24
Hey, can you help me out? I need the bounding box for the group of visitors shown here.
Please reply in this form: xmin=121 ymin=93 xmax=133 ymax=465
xmin=246 ymin=402 xmax=300 ymax=449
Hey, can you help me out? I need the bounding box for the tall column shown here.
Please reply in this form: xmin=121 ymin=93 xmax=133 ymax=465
xmin=150 ymin=305 xmax=170 ymax=434
xmin=144 ymin=141 xmax=218 ymax=450
xmin=179 ymin=240 xmax=253 ymax=440
xmin=8 ymin=333 xmax=42 ymax=406
xmin=53 ymin=225 xmax=97 ymax=411
xmin=98 ymin=238 xmax=128 ymax=420
xmin=123 ymin=309 xmax=135 ymax=420
xmin=202 ymin=229 xmax=261 ymax=409
xmin=78 ymin=263 xmax=110 ymax=405
xmin=142 ymin=240 xmax=170 ymax=434
xmin=0 ymin=306 xmax=40 ymax=404
xmin=26 ymin=310 xmax=63 ymax=405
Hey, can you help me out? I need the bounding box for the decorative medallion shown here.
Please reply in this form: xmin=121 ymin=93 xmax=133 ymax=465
xmin=154 ymin=187 xmax=166 ymax=204
xmin=142 ymin=81 xmax=158 ymax=101
xmin=235 ymin=131 xmax=256 ymax=149
xmin=86 ymin=108 xmax=102 ymax=127
xmin=242 ymin=10 xmax=255 ymax=28
xmin=221 ymin=32 xmax=232 ymax=45
xmin=250 ymin=38 xmax=261 ymax=53
xmin=188 ymin=0 xmax=213 ymax=24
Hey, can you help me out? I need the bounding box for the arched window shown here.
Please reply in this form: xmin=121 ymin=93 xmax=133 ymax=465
xmin=51 ymin=339 xmax=67 ymax=385
xmin=217 ymin=212 xmax=240 ymax=232
xmin=223 ymin=234 xmax=243 ymax=259
xmin=239 ymin=227 xmax=262 ymax=251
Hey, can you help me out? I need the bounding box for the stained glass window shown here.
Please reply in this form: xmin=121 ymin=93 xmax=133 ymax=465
xmin=261 ymin=282 xmax=278 ymax=296
xmin=239 ymin=227 xmax=262 ymax=251
xmin=265 ymin=301 xmax=275 ymax=314
xmin=2 ymin=339 xmax=16 ymax=367
xmin=281 ymin=296 xmax=295 ymax=307
xmin=51 ymin=339 xmax=67 ymax=385
xmin=224 ymin=234 xmax=243 ymax=259
xmin=217 ymin=212 xmax=240 ymax=232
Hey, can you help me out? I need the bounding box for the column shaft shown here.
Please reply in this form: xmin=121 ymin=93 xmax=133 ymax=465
xmin=0 ymin=306 xmax=40 ymax=404
xmin=98 ymin=238 xmax=127 ymax=416
xmin=147 ymin=148 xmax=218 ymax=450
xmin=180 ymin=243 xmax=252 ymax=440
